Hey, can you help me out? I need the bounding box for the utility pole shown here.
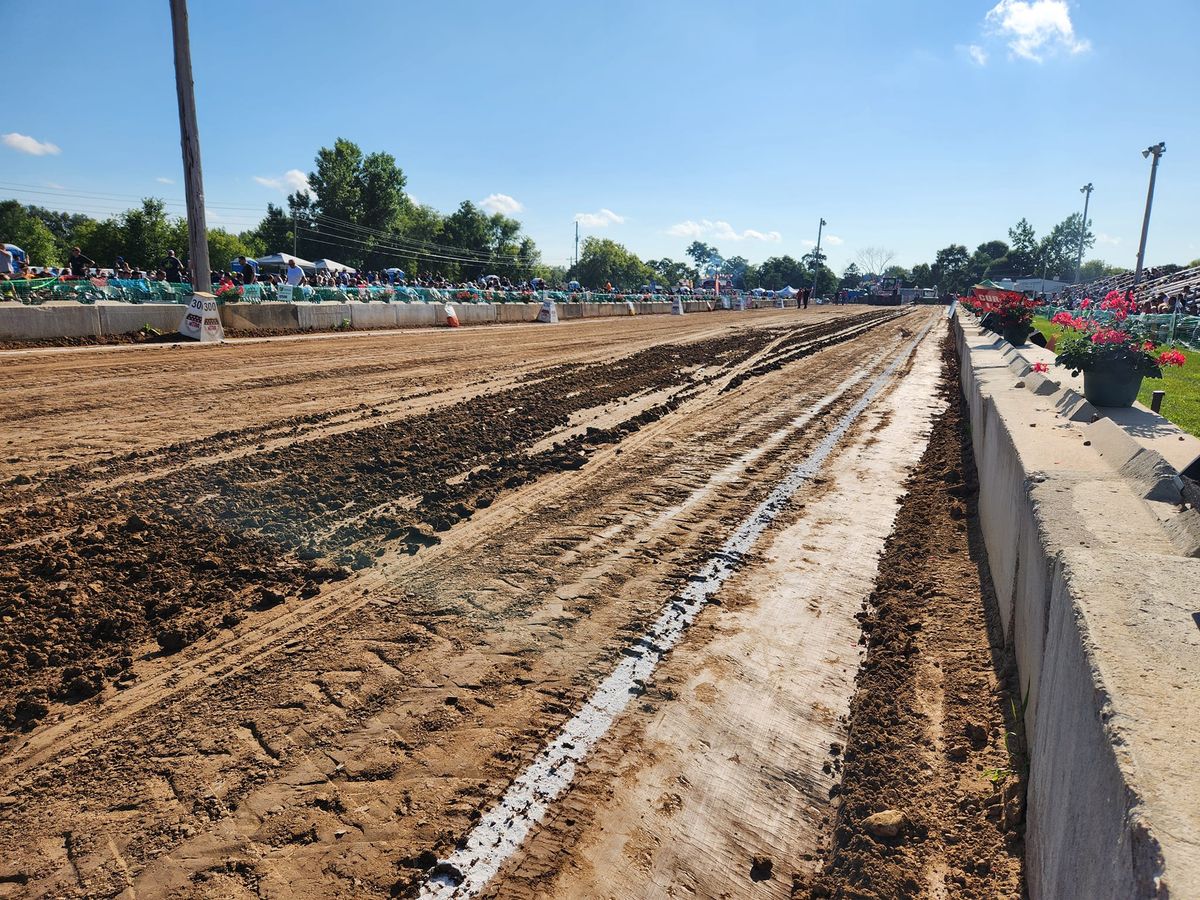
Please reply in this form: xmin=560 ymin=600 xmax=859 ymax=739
xmin=574 ymin=220 xmax=579 ymax=270
xmin=810 ymin=218 xmax=826 ymax=299
xmin=1073 ymin=182 xmax=1093 ymax=284
xmin=293 ymin=209 xmax=298 ymax=256
xmin=1132 ymin=142 xmax=1165 ymax=293
xmin=169 ymin=0 xmax=210 ymax=290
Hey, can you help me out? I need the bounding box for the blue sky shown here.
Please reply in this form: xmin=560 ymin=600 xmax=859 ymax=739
xmin=3 ymin=0 xmax=1198 ymax=273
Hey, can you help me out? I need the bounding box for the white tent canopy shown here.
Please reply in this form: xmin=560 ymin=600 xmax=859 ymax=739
xmin=778 ymin=285 xmax=799 ymax=297
xmin=313 ymin=258 xmax=356 ymax=273
xmin=254 ymin=253 xmax=316 ymax=270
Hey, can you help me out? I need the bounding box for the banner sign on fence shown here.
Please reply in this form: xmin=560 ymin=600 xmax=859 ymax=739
xmin=179 ymin=292 xmax=224 ymax=342
xmin=537 ymin=297 xmax=559 ymax=323
xmin=277 ymin=284 xmax=293 ymax=302
xmin=670 ymin=295 xmax=685 ymax=316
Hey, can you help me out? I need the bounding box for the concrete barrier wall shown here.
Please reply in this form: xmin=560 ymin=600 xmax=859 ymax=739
xmin=954 ymin=314 xmax=1200 ymax=899
xmin=1 ymin=297 xmax=798 ymax=342
xmin=0 ymin=303 xmax=101 ymax=339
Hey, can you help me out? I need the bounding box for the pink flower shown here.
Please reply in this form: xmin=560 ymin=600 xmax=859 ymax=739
xmin=1157 ymin=349 xmax=1187 ymax=368
xmin=1032 ymin=362 xmax=1049 ymax=373
xmin=1080 ymin=298 xmax=1092 ymax=309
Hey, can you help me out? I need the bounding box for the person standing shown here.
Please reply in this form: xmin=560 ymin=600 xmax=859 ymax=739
xmin=238 ymin=256 xmax=257 ymax=284
xmin=162 ymin=249 xmax=185 ymax=282
xmin=0 ymin=243 xmax=12 ymax=276
xmin=285 ymin=259 xmax=305 ymax=286
xmin=68 ymin=247 xmax=96 ymax=278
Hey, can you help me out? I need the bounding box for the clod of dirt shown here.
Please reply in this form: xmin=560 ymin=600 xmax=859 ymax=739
xmin=122 ymin=513 xmax=151 ymax=533
xmin=965 ymin=721 xmax=989 ymax=748
xmin=430 ymin=861 xmax=464 ymax=885
xmin=862 ymin=809 xmax=907 ymax=840
xmin=749 ymin=856 xmax=774 ymax=882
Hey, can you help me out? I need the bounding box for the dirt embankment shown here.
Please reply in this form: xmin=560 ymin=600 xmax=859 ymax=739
xmin=0 ymin=313 xmax=898 ymax=737
xmin=798 ymin=333 xmax=1026 ymax=899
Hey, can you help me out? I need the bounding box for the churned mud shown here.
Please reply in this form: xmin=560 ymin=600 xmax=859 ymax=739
xmin=798 ymin=332 xmax=1026 ymax=899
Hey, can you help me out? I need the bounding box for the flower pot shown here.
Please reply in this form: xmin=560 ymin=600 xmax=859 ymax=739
xmin=1001 ymin=323 xmax=1031 ymax=346
xmin=1083 ymin=369 xmax=1144 ymax=408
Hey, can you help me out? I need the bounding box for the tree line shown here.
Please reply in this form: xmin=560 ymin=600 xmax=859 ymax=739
xmin=0 ymin=137 xmax=556 ymax=282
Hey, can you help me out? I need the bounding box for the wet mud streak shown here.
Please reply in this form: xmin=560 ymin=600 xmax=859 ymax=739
xmin=797 ymin=331 xmax=1026 ymax=899
xmin=415 ymin=319 xmax=935 ymax=899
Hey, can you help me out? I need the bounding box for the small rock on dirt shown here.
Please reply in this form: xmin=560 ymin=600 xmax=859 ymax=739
xmin=862 ymin=809 xmax=907 ymax=840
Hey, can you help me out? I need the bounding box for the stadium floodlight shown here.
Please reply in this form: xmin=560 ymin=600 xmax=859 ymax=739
xmin=1132 ymin=143 xmax=1166 ymax=291
xmin=1073 ymin=183 xmax=1093 ymax=284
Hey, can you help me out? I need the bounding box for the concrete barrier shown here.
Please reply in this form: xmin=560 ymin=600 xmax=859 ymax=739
xmin=395 ymin=303 xmax=439 ymax=328
xmin=452 ymin=303 xmax=496 ymax=325
xmin=296 ymin=303 xmax=352 ymax=330
xmin=219 ymin=302 xmax=301 ymax=331
xmin=0 ymin=303 xmax=101 ymax=340
xmin=97 ymin=302 xmax=187 ymax=336
xmin=954 ymin=314 xmax=1200 ymax=899
xmin=494 ymin=302 xmax=539 ymax=323
xmin=349 ymin=302 xmax=398 ymax=329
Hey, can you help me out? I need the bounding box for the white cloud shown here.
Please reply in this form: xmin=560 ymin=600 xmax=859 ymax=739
xmin=2 ymin=132 xmax=61 ymax=156
xmin=801 ymin=235 xmax=844 ymax=248
xmin=254 ymin=168 xmax=311 ymax=195
xmin=45 ymin=181 xmax=65 ymax=190
xmin=574 ymin=208 xmax=625 ymax=228
xmin=480 ymin=193 xmax=522 ymax=215
xmin=985 ymin=0 xmax=1090 ymax=61
xmin=667 ymin=219 xmax=782 ymax=243
xmin=1096 ymin=232 xmax=1121 ymax=246
xmin=155 ymin=176 xmax=174 ymax=184
xmin=967 ymin=43 xmax=989 ymax=66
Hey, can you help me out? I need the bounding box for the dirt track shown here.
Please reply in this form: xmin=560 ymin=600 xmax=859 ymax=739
xmin=0 ymin=308 xmax=1018 ymax=898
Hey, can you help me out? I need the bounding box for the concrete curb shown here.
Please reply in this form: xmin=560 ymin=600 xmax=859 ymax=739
xmin=0 ymin=298 xmax=751 ymax=341
xmin=954 ymin=314 xmax=1200 ymax=899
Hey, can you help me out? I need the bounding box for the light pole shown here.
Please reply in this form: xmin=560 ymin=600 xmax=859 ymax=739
xmin=169 ymin=0 xmax=210 ymax=290
xmin=810 ymin=217 xmax=826 ymax=301
xmin=1073 ymin=182 xmax=1093 ymax=284
xmin=1132 ymin=142 xmax=1165 ymax=293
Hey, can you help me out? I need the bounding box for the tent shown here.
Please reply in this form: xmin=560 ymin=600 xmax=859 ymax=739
xmin=254 ymin=253 xmax=317 ymax=271
xmin=778 ymin=285 xmax=799 ymax=297
xmin=313 ymin=258 xmax=356 ymax=273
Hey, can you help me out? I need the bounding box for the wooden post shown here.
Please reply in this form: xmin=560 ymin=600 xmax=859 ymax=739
xmin=169 ymin=0 xmax=210 ymax=291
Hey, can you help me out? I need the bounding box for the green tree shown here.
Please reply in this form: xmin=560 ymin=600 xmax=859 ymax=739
xmin=0 ymin=201 xmax=62 ymax=266
xmin=909 ymin=262 xmax=934 ymax=288
xmin=749 ymin=255 xmax=805 ymax=290
xmin=576 ymin=237 xmax=653 ymax=290
xmin=720 ymin=255 xmax=750 ymax=288
xmin=206 ymin=229 xmax=255 ymax=270
xmin=647 ymin=258 xmax=696 ymax=287
xmin=685 ymin=241 xmax=722 ymax=275
xmin=1038 ymin=212 xmax=1094 ymax=282
xmin=839 ymin=262 xmax=862 ymax=290
xmin=931 ymin=244 xmax=972 ymax=295
xmin=250 ymin=203 xmax=295 ymax=255
xmin=1077 ymin=259 xmax=1127 ymax=282
xmin=1007 ymin=218 xmax=1038 ymax=276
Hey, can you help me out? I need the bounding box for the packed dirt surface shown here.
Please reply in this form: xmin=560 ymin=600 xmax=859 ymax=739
xmin=798 ymin=335 xmax=1026 ymax=899
xmin=0 ymin=307 xmax=1019 ymax=898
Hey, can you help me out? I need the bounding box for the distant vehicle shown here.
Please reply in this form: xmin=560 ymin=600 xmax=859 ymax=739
xmin=869 ymin=276 xmax=903 ymax=305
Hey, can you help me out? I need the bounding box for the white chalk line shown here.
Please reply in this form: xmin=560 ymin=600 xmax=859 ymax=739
xmin=419 ymin=316 xmax=935 ymax=898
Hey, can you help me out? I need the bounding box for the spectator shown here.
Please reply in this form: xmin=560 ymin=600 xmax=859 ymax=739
xmin=0 ymin=243 xmax=12 ymax=276
xmin=68 ymin=247 xmax=96 ymax=278
xmin=238 ymin=256 xmax=257 ymax=284
xmin=285 ymin=259 xmax=305 ymax=286
xmin=162 ymin=250 xmax=185 ymax=282
xmin=114 ymin=256 xmax=133 ymax=279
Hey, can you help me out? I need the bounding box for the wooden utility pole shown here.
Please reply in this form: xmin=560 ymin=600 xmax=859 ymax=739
xmin=169 ymin=0 xmax=210 ymax=290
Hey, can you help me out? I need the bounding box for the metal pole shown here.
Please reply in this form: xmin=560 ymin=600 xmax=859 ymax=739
xmin=1073 ymin=183 xmax=1092 ymax=284
xmin=168 ymin=0 xmax=210 ymax=290
xmin=810 ymin=217 xmax=825 ymax=299
xmin=574 ymin=220 xmax=579 ymax=270
xmin=293 ymin=210 xmax=297 ymax=256
xmin=1133 ymin=142 xmax=1166 ymax=293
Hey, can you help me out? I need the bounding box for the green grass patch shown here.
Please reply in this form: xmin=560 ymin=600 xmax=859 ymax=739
xmin=1031 ymin=316 xmax=1200 ymax=437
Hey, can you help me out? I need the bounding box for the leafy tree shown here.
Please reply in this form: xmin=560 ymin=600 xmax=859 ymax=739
xmin=720 ymin=255 xmax=750 ymax=288
xmin=647 ymin=258 xmax=696 ymax=287
xmin=909 ymin=262 xmax=934 ymax=288
xmin=1077 ymin=259 xmax=1128 ymax=282
xmin=249 ymin=203 xmax=293 ymax=254
xmin=839 ymin=262 xmax=862 ymax=290
xmin=1007 ymin=218 xmax=1038 ymax=276
xmin=931 ymin=244 xmax=972 ymax=295
xmin=0 ymin=200 xmax=62 ymax=266
xmin=576 ymin=237 xmax=653 ymax=290
xmin=1038 ymin=212 xmax=1094 ymax=282
xmin=748 ymin=255 xmax=805 ymax=290
xmin=883 ymin=264 xmax=910 ymax=281
xmin=685 ymin=241 xmax=722 ymax=275
xmin=207 ymin=229 xmax=255 ymax=270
